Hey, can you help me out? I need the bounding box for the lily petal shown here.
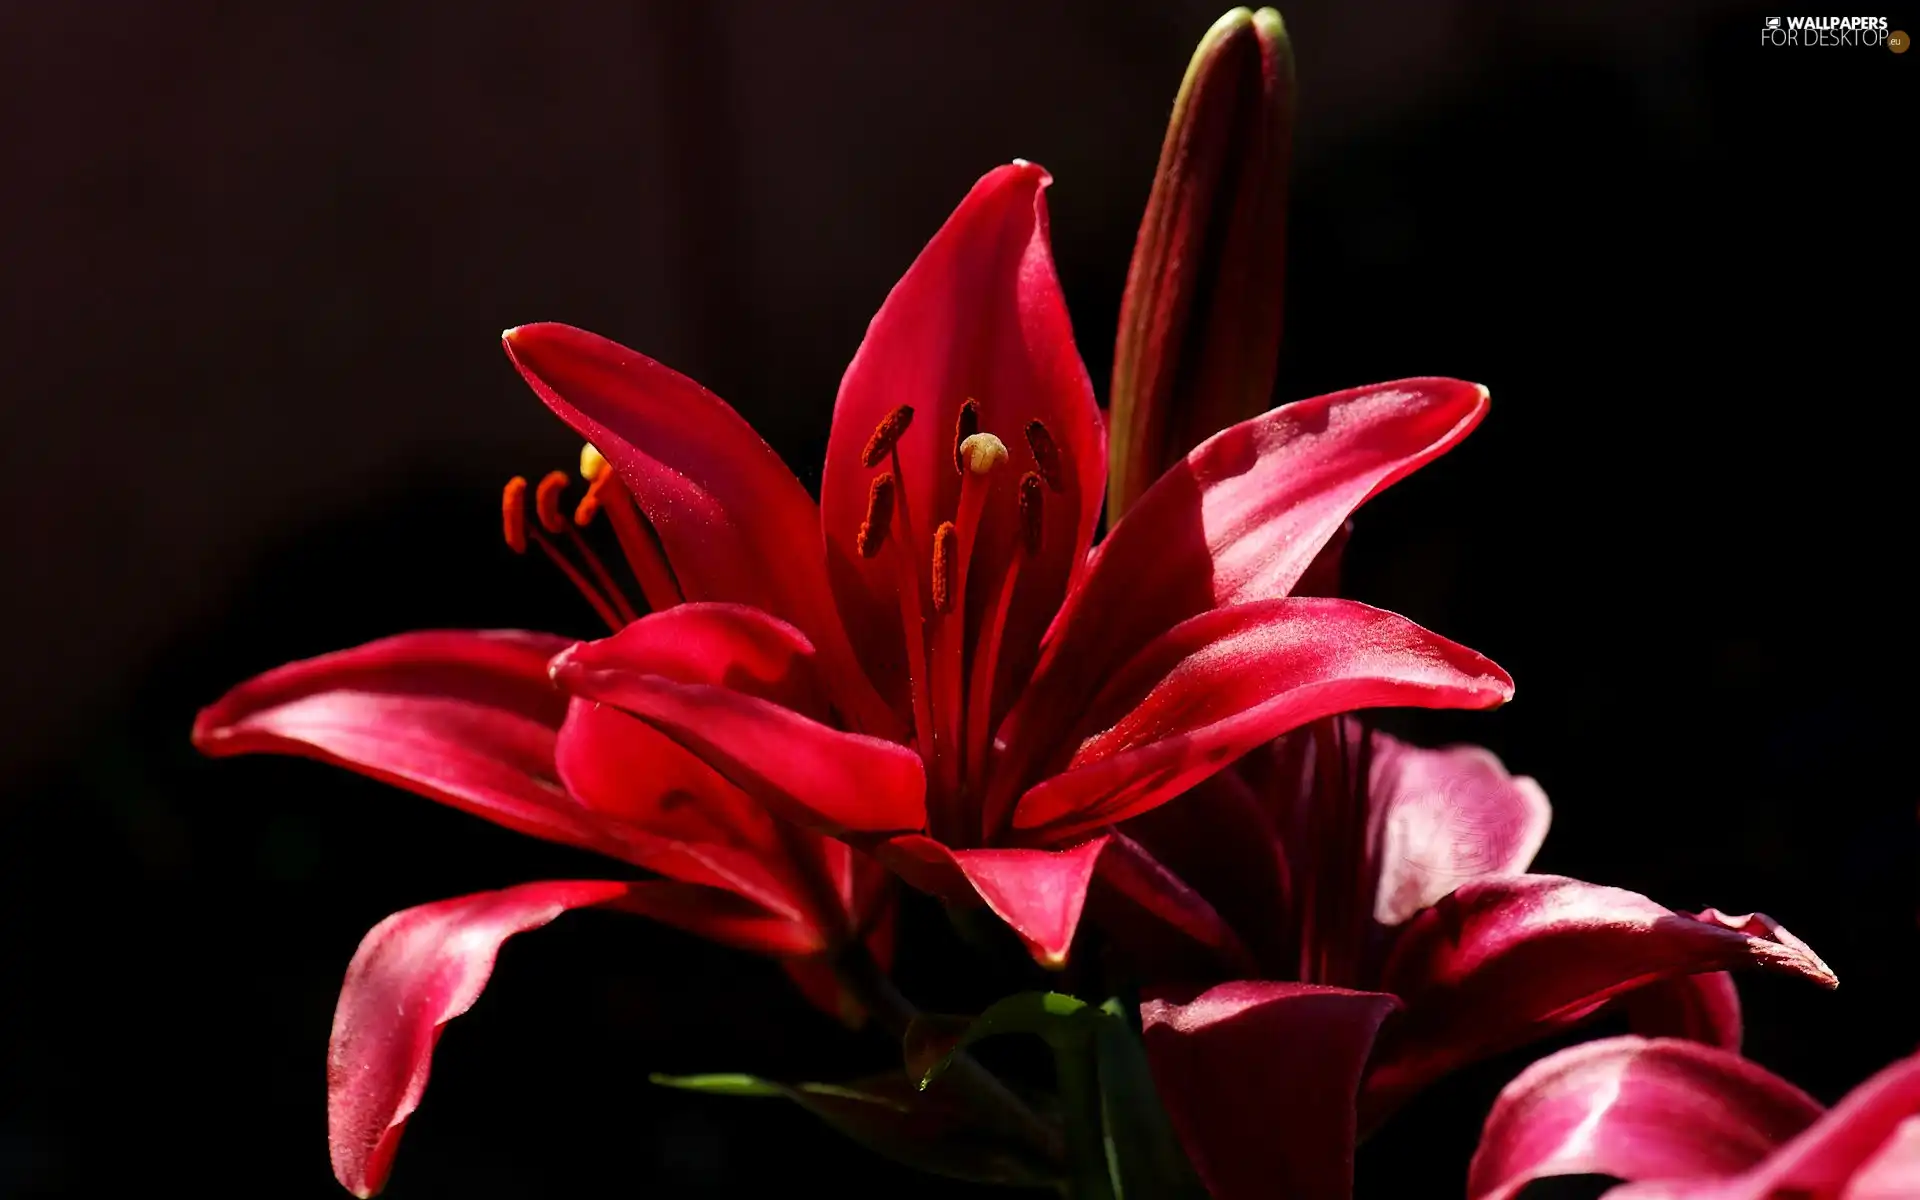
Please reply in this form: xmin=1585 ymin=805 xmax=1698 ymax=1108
xmin=1621 ymin=972 xmax=1744 ymax=1051
xmin=555 ymin=602 xmax=831 ymax=718
xmin=501 ymin=322 xmax=898 ymax=738
xmin=191 ymin=630 xmax=631 ymax=857
xmin=1013 ymin=378 xmax=1487 ymax=759
xmin=328 ymin=881 xmax=636 ymax=1197
xmin=1369 ymin=733 xmax=1552 ymax=925
xmin=1140 ymin=981 xmax=1400 ymax=1200
xmin=1466 ymin=1036 xmax=1824 ymax=1200
xmin=555 ymin=700 xmax=828 ymax=924
xmin=1616 ymin=1052 xmax=1920 ymax=1200
xmin=1011 ymin=598 xmax=1513 ymax=842
xmin=876 ymin=833 xmax=1108 ymax=968
xmin=819 ymin=161 xmax=1104 ymax=713
xmin=551 ymin=638 xmax=927 ymax=838
xmin=1365 ymin=876 xmax=1837 ymax=1122
xmin=1091 ymin=829 xmax=1262 ymax=978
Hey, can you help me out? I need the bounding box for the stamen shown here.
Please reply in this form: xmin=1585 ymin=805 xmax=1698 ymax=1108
xmin=931 ymin=522 xmax=958 ymax=613
xmin=952 ymin=400 xmax=980 ymax=473
xmin=535 ymin=471 xmax=571 ymax=535
xmin=861 ymin=405 xmax=915 ymax=468
xmin=1024 ymin=420 xmax=1064 ymax=492
xmin=857 ymin=473 xmax=895 ymax=558
xmin=573 ymin=466 xmax=614 ymax=526
xmin=598 ymin=483 xmax=684 ymax=613
xmin=1018 ymin=472 xmax=1045 ymax=556
xmin=501 ymin=477 xmax=529 ymax=554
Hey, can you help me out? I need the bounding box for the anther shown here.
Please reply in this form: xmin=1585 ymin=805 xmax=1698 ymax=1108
xmin=931 ymin=521 xmax=958 ymax=613
xmin=857 ymin=472 xmax=896 ymax=558
xmin=1025 ymin=420 xmax=1064 ymax=492
xmin=861 ymin=405 xmax=915 ymax=468
xmin=958 ymin=432 xmax=1008 ymax=476
xmin=952 ymin=400 xmax=980 ymax=473
xmin=501 ymin=477 xmax=529 ymax=554
xmin=573 ymin=467 xmax=614 ymax=527
xmin=580 ymin=443 xmax=609 ymax=482
xmin=535 ymin=471 xmax=571 ymax=534
xmin=1018 ymin=472 xmax=1045 ymax=556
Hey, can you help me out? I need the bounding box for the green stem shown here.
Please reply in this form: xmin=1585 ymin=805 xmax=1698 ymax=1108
xmin=832 ymin=940 xmax=1065 ymax=1166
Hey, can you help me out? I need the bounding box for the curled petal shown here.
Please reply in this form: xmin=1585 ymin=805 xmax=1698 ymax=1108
xmin=876 ymin=834 xmax=1108 ymax=968
xmin=329 ymin=881 xmax=634 ymax=1197
xmin=1011 ymin=598 xmax=1512 ymax=842
xmin=1369 ymin=733 xmax=1551 ymax=925
xmin=1141 ymin=981 xmax=1400 ymax=1200
xmin=501 ymin=322 xmax=897 ymax=737
xmin=820 ymin=162 xmax=1104 ymax=715
xmin=555 ymin=602 xmax=831 ymax=718
xmin=1466 ymin=1036 xmax=1823 ymax=1200
xmin=191 ymin=630 xmax=631 ymax=856
xmin=1365 ymin=876 xmax=1837 ymax=1122
xmin=1621 ymin=972 xmax=1744 ymax=1052
xmin=1012 ymin=377 xmax=1488 ymax=760
xmin=551 ymin=641 xmax=927 ymax=838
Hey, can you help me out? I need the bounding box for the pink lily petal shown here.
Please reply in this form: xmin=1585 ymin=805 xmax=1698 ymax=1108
xmin=191 ymin=629 xmax=633 ymax=858
xmin=875 ymin=834 xmax=1109 ymax=968
xmin=329 ymin=881 xmax=635 ymax=1197
xmin=1365 ymin=876 xmax=1837 ymax=1122
xmin=550 ymin=639 xmax=927 ymax=838
xmin=819 ymin=161 xmax=1104 ymax=713
xmin=1141 ymin=981 xmax=1401 ymax=1200
xmin=1466 ymin=1036 xmax=1824 ymax=1200
xmin=1011 ymin=598 xmax=1513 ymax=842
xmin=1621 ymin=972 xmax=1744 ymax=1051
xmin=501 ymin=323 xmax=898 ymax=738
xmin=1621 ymin=1053 xmax=1920 ymax=1200
xmin=1369 ymin=733 xmax=1552 ymax=925
xmin=1011 ymin=378 xmax=1487 ymax=760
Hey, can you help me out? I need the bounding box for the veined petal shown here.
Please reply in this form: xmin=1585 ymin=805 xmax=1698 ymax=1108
xmin=1365 ymin=876 xmax=1837 ymax=1122
xmin=501 ymin=323 xmax=898 ymax=738
xmin=191 ymin=630 xmax=628 ymax=857
xmin=328 ymin=881 xmax=635 ymax=1197
xmin=1141 ymin=981 xmax=1400 ymax=1200
xmin=1010 ymin=598 xmax=1512 ymax=843
xmin=819 ymin=162 xmax=1104 ymax=712
xmin=1369 ymin=733 xmax=1552 ymax=925
xmin=1011 ymin=378 xmax=1487 ymax=759
xmin=551 ymin=637 xmax=927 ymax=838
xmin=1466 ymin=1037 xmax=1823 ymax=1200
xmin=1625 ymin=1052 xmax=1920 ymax=1200
xmin=875 ymin=833 xmax=1108 ymax=968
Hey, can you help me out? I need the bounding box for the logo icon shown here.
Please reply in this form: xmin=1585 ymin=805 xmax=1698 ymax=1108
xmin=1766 ymin=16 xmax=1782 ymax=29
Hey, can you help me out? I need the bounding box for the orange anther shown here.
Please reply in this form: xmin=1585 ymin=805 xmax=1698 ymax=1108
xmin=535 ymin=471 xmax=570 ymax=535
xmin=1018 ymin=471 xmax=1045 ymax=556
xmin=952 ymin=400 xmax=980 ymax=474
xmin=1025 ymin=420 xmax=1063 ymax=492
xmin=501 ymin=476 xmax=529 ymax=554
xmin=861 ymin=405 xmax=915 ymax=468
xmin=857 ymin=472 xmax=896 ymax=558
xmin=931 ymin=521 xmax=958 ymax=613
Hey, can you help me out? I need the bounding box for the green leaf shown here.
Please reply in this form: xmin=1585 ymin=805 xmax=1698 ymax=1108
xmin=914 ymin=992 xmax=1091 ymax=1089
xmin=649 ymin=1070 xmax=1058 ymax=1188
xmin=1093 ymin=999 xmax=1210 ymax=1200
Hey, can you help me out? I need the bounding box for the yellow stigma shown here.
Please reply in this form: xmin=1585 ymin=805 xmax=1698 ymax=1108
xmin=958 ymin=432 xmax=1009 ymax=475
xmin=579 ymin=443 xmax=609 ymax=481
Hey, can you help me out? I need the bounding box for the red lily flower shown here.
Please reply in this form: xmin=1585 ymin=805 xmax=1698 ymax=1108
xmin=1469 ymin=1036 xmax=1920 ymax=1199
xmin=193 ymin=627 xmax=891 ymax=1197
xmin=1109 ymin=718 xmax=1837 ymax=1200
xmin=510 ymin=160 xmax=1514 ymax=968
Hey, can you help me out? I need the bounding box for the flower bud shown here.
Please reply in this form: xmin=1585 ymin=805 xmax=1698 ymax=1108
xmin=1107 ymin=7 xmax=1295 ymax=522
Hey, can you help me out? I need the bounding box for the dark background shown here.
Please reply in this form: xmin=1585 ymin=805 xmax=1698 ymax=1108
xmin=1 ymin=1 xmax=1912 ymax=1196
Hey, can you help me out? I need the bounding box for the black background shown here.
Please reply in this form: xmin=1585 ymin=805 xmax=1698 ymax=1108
xmin=1 ymin=1 xmax=1912 ymax=1196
